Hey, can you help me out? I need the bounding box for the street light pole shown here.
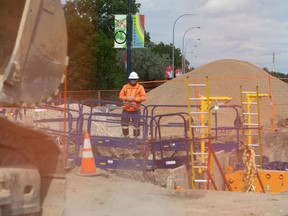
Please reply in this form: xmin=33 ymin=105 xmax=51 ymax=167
xmin=126 ymin=0 xmax=132 ymax=81
xmin=184 ymin=52 xmax=198 ymax=68
xmin=181 ymin=26 xmax=200 ymax=74
xmin=184 ymin=43 xmax=198 ymax=73
xmin=172 ymin=14 xmax=194 ymax=78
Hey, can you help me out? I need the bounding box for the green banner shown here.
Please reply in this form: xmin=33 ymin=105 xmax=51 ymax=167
xmin=114 ymin=15 xmax=127 ymax=48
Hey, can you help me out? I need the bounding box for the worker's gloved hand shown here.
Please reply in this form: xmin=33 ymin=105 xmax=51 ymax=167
xmin=126 ymin=97 xmax=134 ymax=102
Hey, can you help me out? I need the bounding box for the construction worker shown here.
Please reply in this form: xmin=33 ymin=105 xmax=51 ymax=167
xmin=119 ymin=71 xmax=146 ymax=138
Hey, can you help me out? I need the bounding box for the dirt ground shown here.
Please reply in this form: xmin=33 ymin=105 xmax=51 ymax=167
xmin=64 ymin=168 xmax=288 ymax=216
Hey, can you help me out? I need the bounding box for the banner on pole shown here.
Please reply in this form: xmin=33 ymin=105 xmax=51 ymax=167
xmin=114 ymin=15 xmax=127 ymax=48
xmin=165 ymin=65 xmax=173 ymax=79
xmin=132 ymin=14 xmax=145 ymax=48
xmin=175 ymin=68 xmax=183 ymax=77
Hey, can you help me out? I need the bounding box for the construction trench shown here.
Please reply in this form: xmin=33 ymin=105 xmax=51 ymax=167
xmin=4 ymin=73 xmax=288 ymax=195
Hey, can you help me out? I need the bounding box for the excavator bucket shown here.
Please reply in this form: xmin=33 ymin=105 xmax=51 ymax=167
xmin=0 ymin=0 xmax=67 ymax=106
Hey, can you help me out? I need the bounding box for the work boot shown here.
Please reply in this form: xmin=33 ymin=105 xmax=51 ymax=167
xmin=133 ymin=129 xmax=140 ymax=137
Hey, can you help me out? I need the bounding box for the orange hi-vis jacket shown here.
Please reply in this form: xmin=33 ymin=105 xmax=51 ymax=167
xmin=119 ymin=83 xmax=146 ymax=112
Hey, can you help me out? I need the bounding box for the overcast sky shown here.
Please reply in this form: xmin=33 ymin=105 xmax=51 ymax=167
xmin=138 ymin=0 xmax=288 ymax=73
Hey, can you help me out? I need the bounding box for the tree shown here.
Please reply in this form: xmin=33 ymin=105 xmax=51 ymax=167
xmin=97 ymin=0 xmax=140 ymax=37
xmin=64 ymin=0 xmax=97 ymax=90
xmin=264 ymin=67 xmax=288 ymax=84
xmin=116 ymin=42 xmax=173 ymax=81
xmin=93 ymin=0 xmax=140 ymax=89
xmin=63 ymin=0 xmax=183 ymax=90
xmin=64 ymin=0 xmax=141 ymax=90
xmin=151 ymin=42 xmax=183 ymax=70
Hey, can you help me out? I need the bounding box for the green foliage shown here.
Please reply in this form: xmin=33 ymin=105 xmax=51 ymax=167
xmin=93 ymin=33 xmax=126 ymax=89
xmin=134 ymin=48 xmax=169 ymax=81
xmin=97 ymin=0 xmax=139 ymax=37
xmin=151 ymin=42 xmax=183 ymax=69
xmin=264 ymin=67 xmax=288 ymax=83
xmin=64 ymin=0 xmax=96 ymax=90
xmin=63 ymin=0 xmax=183 ymax=90
xmin=116 ymin=42 xmax=169 ymax=81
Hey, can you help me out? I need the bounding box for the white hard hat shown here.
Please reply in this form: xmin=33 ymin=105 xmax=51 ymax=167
xmin=128 ymin=71 xmax=139 ymax=79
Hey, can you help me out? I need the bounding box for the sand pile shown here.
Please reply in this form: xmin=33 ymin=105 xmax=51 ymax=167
xmin=144 ymin=59 xmax=288 ymax=132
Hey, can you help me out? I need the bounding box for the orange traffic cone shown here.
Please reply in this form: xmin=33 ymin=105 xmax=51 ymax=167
xmin=78 ymin=132 xmax=97 ymax=176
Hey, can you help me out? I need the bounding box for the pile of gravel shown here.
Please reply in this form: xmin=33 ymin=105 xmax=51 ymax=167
xmin=145 ymin=59 xmax=288 ymax=135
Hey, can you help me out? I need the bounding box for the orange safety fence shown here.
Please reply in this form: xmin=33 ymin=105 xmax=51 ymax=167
xmin=52 ymin=75 xmax=288 ymax=130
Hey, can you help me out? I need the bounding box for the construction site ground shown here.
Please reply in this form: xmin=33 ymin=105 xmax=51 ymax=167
xmin=64 ymin=168 xmax=288 ymax=216
xmin=15 ymin=59 xmax=288 ymax=215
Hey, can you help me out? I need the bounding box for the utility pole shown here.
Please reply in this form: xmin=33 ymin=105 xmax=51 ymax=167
xmin=126 ymin=0 xmax=132 ymax=81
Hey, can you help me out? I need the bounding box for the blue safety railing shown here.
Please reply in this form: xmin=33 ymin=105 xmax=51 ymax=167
xmin=3 ymin=99 xmax=280 ymax=172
